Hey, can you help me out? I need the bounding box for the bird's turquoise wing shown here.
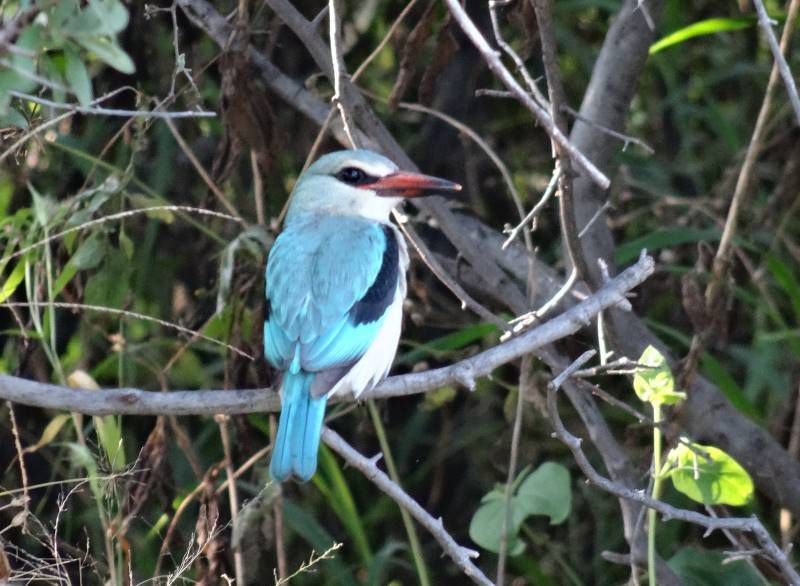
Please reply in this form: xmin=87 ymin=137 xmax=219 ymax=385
xmin=264 ymin=215 xmax=397 ymax=374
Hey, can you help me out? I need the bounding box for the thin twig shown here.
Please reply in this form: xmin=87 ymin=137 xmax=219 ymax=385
xmin=163 ymin=117 xmax=244 ymax=221
xmin=8 ymin=91 xmax=216 ymax=118
xmin=267 ymin=416 xmax=288 ymax=581
xmin=394 ymin=215 xmax=510 ymax=330
xmin=0 ymin=86 xmax=135 ymax=165
xmin=505 ymin=268 xmax=578 ymax=336
xmin=328 ymin=0 xmax=359 ymax=148
xmin=502 ymin=168 xmax=561 ymax=250
xmin=6 ymin=206 xmax=242 ymax=262
xmin=7 ymin=403 xmax=30 ymax=530
xmin=443 ymin=0 xmax=610 ymax=190
xmin=321 ymin=427 xmax=493 ymax=586
xmin=752 ymin=0 xmax=800 ymax=125
xmin=1 ymin=302 xmax=254 ymax=360
xmin=487 ymin=0 xmax=549 ymax=108
xmin=562 ymin=105 xmax=654 ymax=155
xmin=251 ymin=151 xmax=266 ymax=226
xmin=394 ymin=100 xmax=534 ymax=254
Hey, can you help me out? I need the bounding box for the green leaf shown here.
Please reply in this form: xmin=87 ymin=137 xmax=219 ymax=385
xmin=29 ymin=183 xmax=57 ymax=226
xmin=469 ymin=491 xmax=528 ymax=555
xmin=667 ymin=547 xmax=766 ymax=585
xmin=0 ymin=26 xmax=42 ymax=108
xmin=633 ymin=345 xmax=686 ymax=406
xmin=64 ymin=442 xmax=102 ymax=499
xmin=119 ymin=228 xmax=134 ymax=260
xmin=87 ymin=0 xmax=130 ymax=35
xmin=665 ymin=442 xmax=754 ymax=506
xmin=396 ymin=322 xmax=499 ymax=366
xmin=64 ymin=48 xmax=93 ymax=106
xmin=0 ymin=108 xmax=28 ymax=129
xmin=128 ymin=194 xmax=174 ymax=222
xmin=94 ymin=414 xmax=124 ymax=470
xmin=67 ymin=370 xmax=125 ymax=471
xmin=0 ymin=173 xmax=14 ymax=217
xmin=74 ymin=36 xmax=134 ymax=74
xmin=24 ymin=413 xmax=72 ymax=454
xmin=650 ymin=18 xmax=755 ymax=55
xmin=53 ymin=258 xmax=79 ymax=296
xmin=516 ymin=462 xmax=571 ymax=524
xmin=0 ymin=261 xmax=26 ymax=303
xmin=766 ymin=254 xmax=800 ymax=323
xmin=72 ymin=234 xmax=106 ymax=269
xmin=84 ymin=249 xmax=132 ymax=307
xmin=315 ymin=445 xmax=373 ymax=563
xmin=469 ymin=462 xmax=571 ymax=554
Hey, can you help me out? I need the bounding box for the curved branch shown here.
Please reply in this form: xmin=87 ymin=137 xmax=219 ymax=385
xmin=322 ymin=428 xmax=493 ymax=586
xmin=0 ymin=255 xmax=654 ymax=416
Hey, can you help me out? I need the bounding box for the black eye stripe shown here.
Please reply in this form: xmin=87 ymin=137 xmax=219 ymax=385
xmin=335 ymin=167 xmax=378 ymax=186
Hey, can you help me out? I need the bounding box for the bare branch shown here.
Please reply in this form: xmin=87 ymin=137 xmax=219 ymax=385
xmin=8 ymin=91 xmax=216 ymax=119
xmin=752 ymin=0 xmax=800 ymax=125
xmin=0 ymin=254 xmax=655 ymax=416
xmin=321 ymin=428 xmax=493 ymax=586
xmin=502 ymin=168 xmax=561 ymax=250
xmin=327 ymin=0 xmax=359 ymax=148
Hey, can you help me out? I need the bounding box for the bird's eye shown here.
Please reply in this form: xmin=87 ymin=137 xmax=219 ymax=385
xmin=336 ymin=167 xmax=367 ymax=185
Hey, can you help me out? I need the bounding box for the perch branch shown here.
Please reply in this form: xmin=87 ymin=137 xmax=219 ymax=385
xmin=0 ymin=254 xmax=655 ymax=415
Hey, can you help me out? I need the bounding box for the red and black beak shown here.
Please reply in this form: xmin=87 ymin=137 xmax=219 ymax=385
xmin=365 ymin=171 xmax=462 ymax=198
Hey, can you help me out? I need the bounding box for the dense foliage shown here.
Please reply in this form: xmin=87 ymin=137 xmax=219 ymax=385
xmin=1 ymin=0 xmax=799 ymax=584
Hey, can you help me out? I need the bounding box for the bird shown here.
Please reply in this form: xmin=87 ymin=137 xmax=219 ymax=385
xmin=264 ymin=149 xmax=461 ymax=482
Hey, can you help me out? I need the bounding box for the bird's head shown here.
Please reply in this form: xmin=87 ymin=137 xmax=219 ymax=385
xmin=287 ymin=149 xmax=462 ymax=223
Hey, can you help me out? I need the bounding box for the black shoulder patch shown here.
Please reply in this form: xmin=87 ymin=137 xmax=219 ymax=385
xmin=351 ymin=225 xmax=399 ymax=325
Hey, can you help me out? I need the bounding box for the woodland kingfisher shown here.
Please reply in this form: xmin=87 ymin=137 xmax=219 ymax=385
xmin=265 ymin=149 xmax=461 ymax=482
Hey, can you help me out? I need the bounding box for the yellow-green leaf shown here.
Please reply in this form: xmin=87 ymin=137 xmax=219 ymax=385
xmin=665 ymin=442 xmax=754 ymax=506
xmin=68 ymin=370 xmax=126 ymax=471
xmin=633 ymin=345 xmax=686 ymax=406
xmin=23 ymin=414 xmax=72 ymax=454
xmin=0 ymin=261 xmax=26 ymax=303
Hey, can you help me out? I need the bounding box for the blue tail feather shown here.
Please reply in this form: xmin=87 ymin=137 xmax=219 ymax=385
xmin=270 ymin=371 xmax=327 ymax=482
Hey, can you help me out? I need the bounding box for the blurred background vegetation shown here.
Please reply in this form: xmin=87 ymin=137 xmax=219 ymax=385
xmin=1 ymin=0 xmax=799 ymax=584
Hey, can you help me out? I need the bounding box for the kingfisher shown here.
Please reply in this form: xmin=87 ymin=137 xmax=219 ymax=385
xmin=265 ymin=149 xmax=461 ymax=482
